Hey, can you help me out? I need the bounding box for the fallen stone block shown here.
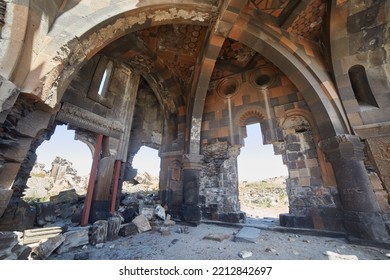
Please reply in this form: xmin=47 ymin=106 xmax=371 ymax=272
xmin=90 ymin=220 xmax=108 ymax=246
xmin=238 ymin=250 xmax=253 ymax=259
xmin=12 ymin=244 xmax=32 ymax=260
xmin=23 ymin=226 xmax=64 ymax=245
xmin=203 ymin=233 xmax=231 ymax=242
xmin=31 ymin=234 xmax=65 ymax=259
xmin=56 ymin=227 xmax=89 ymax=254
xmin=234 ymin=227 xmax=260 ymax=243
xmin=132 ymin=215 xmax=151 ymax=233
xmin=107 ymin=216 xmax=121 ymax=241
xmin=0 ymin=231 xmax=18 ymax=260
xmin=140 ymin=207 xmax=154 ymax=220
xmin=155 ymin=205 xmax=165 ymax=220
xmin=119 ymin=223 xmax=138 ymax=237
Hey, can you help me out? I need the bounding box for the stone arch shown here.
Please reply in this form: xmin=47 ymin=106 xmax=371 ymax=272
xmin=278 ymin=113 xmax=341 ymax=229
xmin=187 ymin=14 xmax=350 ymax=157
xmin=279 ymin=108 xmax=336 ymax=188
xmin=101 ymin=33 xmax=184 ymax=116
xmin=15 ymin=1 xmax=216 ymax=111
xmin=235 ymin=106 xmax=266 ymax=145
xmin=226 ymin=21 xmax=349 ymax=140
xmin=237 ymin=108 xmax=265 ymax=127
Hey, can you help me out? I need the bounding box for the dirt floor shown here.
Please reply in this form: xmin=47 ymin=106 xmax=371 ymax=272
xmin=48 ymin=213 xmax=390 ymax=260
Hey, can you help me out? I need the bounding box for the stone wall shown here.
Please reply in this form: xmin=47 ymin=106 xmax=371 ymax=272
xmin=199 ymin=142 xmax=243 ymax=222
xmin=197 ymin=61 xmax=338 ymax=224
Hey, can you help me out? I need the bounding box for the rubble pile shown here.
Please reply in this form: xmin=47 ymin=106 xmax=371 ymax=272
xmin=0 ymin=188 xmax=175 ymax=260
xmin=25 ymin=157 xmax=89 ymax=200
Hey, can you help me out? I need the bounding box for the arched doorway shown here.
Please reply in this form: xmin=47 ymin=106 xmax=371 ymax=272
xmin=25 ymin=124 xmax=92 ymax=202
xmin=238 ymin=123 xmax=288 ymax=219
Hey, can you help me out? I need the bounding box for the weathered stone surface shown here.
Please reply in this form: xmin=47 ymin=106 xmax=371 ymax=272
xmin=203 ymin=233 xmax=231 ymax=242
xmin=325 ymin=251 xmax=358 ymax=260
xmin=0 ymin=189 xmax=13 ymax=218
xmin=23 ymin=226 xmax=64 ymax=245
xmin=118 ymin=206 xmax=136 ymax=223
xmin=0 ymin=199 xmax=35 ymax=231
xmin=107 ymin=216 xmax=121 ymax=241
xmin=50 ymin=189 xmax=78 ymax=205
xmin=180 ymin=204 xmax=201 ymax=223
xmin=56 ymin=227 xmax=89 ymax=254
xmin=121 ymin=195 xmax=139 ymax=206
xmin=119 ymin=223 xmax=138 ymax=237
xmin=90 ymin=220 xmax=108 ymax=246
xmin=36 ymin=202 xmax=57 ymax=226
xmin=132 ymin=215 xmax=151 ymax=233
xmin=31 ymin=234 xmax=65 ymax=260
xmin=0 ymin=231 xmax=18 ymax=260
xmin=0 ymin=75 xmax=19 ymax=112
xmin=57 ymin=204 xmax=77 ymax=219
xmin=140 ymin=206 xmax=154 ymax=220
xmin=234 ymin=227 xmax=261 ymax=243
xmin=12 ymin=244 xmax=32 ymax=260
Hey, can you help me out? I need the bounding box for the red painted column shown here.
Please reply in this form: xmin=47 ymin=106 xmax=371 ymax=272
xmin=110 ymin=160 xmax=122 ymax=213
xmin=81 ymin=134 xmax=103 ymax=226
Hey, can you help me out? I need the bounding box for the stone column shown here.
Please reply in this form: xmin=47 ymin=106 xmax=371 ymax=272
xmin=180 ymin=154 xmax=203 ymax=223
xmin=89 ymin=136 xmax=117 ymax=222
xmin=320 ymin=134 xmax=389 ymax=242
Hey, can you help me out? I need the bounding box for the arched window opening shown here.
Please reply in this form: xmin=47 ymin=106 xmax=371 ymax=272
xmin=97 ymin=61 xmax=114 ymax=97
xmin=348 ymin=65 xmax=379 ymax=108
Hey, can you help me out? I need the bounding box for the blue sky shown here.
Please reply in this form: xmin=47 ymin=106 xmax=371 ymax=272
xmin=36 ymin=124 xmax=288 ymax=181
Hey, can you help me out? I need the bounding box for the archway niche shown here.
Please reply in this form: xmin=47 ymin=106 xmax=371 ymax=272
xmin=278 ymin=115 xmax=342 ymax=230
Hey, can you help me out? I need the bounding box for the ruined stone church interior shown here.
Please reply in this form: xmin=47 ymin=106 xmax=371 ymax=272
xmin=0 ymin=0 xmax=390 ymax=257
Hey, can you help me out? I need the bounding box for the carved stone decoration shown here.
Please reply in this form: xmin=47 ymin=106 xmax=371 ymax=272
xmin=248 ymin=67 xmax=278 ymax=89
xmin=56 ymin=102 xmax=124 ymax=138
xmin=216 ymin=77 xmax=241 ymax=99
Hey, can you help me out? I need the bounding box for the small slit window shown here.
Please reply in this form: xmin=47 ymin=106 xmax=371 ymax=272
xmin=348 ymin=65 xmax=379 ymax=108
xmin=97 ymin=61 xmax=114 ymax=97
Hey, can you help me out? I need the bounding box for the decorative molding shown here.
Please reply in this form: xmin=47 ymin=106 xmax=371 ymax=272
xmin=216 ymin=77 xmax=241 ymax=99
xmin=56 ymin=102 xmax=123 ymax=139
xmin=248 ymin=66 xmax=278 ymax=89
